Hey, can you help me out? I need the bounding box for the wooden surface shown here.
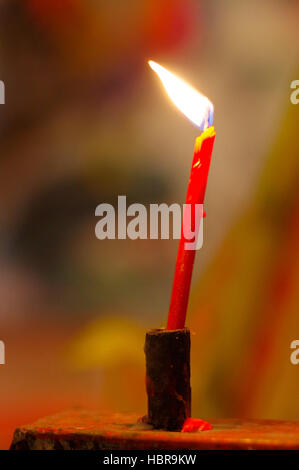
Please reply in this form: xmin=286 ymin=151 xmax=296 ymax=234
xmin=10 ymin=408 xmax=299 ymax=450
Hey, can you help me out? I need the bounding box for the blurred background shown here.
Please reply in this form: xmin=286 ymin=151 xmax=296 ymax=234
xmin=0 ymin=0 xmax=299 ymax=449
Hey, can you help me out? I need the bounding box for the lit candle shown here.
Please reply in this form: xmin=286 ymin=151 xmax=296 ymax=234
xmin=149 ymin=60 xmax=216 ymax=330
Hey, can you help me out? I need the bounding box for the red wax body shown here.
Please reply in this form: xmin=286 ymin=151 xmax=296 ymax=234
xmin=167 ymin=127 xmax=216 ymax=330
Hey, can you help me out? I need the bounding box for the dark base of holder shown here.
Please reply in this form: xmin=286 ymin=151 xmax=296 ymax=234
xmin=10 ymin=409 xmax=299 ymax=450
xmin=145 ymin=328 xmax=191 ymax=431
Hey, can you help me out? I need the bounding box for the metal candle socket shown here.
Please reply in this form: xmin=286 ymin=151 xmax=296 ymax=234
xmin=144 ymin=328 xmax=191 ymax=431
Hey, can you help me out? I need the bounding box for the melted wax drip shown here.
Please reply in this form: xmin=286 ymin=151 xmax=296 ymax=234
xmin=181 ymin=418 xmax=212 ymax=433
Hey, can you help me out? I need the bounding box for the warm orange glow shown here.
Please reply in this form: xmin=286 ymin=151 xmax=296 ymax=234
xmin=148 ymin=60 xmax=214 ymax=130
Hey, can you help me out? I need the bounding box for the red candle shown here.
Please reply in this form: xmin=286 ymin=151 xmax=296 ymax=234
xmin=167 ymin=127 xmax=215 ymax=330
xmin=148 ymin=60 xmax=215 ymax=330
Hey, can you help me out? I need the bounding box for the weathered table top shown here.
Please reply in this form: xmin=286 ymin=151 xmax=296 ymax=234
xmin=10 ymin=408 xmax=299 ymax=450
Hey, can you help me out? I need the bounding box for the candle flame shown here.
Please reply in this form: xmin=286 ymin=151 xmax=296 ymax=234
xmin=148 ymin=60 xmax=214 ymax=131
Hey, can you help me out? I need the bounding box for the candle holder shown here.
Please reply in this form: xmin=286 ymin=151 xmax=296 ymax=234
xmin=144 ymin=328 xmax=191 ymax=431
